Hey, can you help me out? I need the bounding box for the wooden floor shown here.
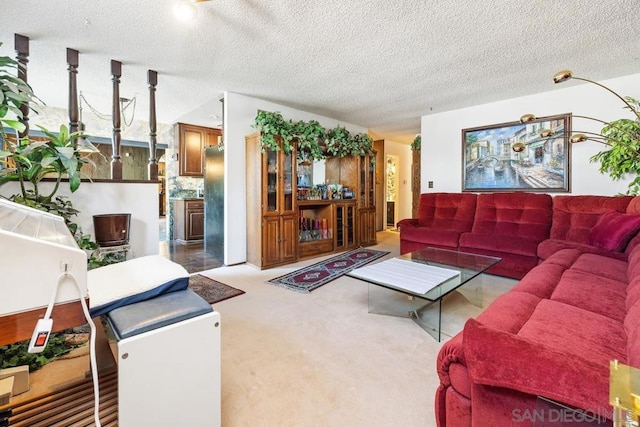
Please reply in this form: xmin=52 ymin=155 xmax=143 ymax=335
xmin=0 ymin=371 xmax=118 ymax=427
xmin=159 ymin=240 xmax=224 ymax=274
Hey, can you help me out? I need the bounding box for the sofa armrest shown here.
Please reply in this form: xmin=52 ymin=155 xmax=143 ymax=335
xmin=397 ymin=218 xmax=420 ymax=229
xmin=463 ymin=319 xmax=610 ymax=413
xmin=437 ymin=333 xmax=465 ymax=387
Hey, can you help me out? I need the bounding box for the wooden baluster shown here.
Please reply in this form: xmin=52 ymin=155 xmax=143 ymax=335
xmin=110 ymin=60 xmax=122 ymax=180
xmin=14 ymin=34 xmax=29 ymax=142
xmin=67 ymin=48 xmax=79 ymax=136
xmin=148 ymin=69 xmax=158 ymax=180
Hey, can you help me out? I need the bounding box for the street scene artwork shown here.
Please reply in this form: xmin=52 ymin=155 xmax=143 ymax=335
xmin=462 ymin=114 xmax=571 ymax=192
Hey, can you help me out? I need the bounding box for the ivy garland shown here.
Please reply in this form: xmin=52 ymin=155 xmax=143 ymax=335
xmin=252 ymin=111 xmax=373 ymax=159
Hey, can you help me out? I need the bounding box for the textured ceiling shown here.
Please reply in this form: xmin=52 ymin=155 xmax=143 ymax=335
xmin=0 ymin=0 xmax=638 ymax=143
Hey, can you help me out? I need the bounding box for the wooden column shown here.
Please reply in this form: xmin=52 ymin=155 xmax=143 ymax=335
xmin=147 ymin=69 xmax=158 ymax=180
xmin=14 ymin=34 xmax=29 ymax=141
xmin=110 ymin=60 xmax=123 ymax=180
xmin=67 ymin=48 xmax=79 ymax=135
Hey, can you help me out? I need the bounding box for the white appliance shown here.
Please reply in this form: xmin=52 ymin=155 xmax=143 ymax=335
xmin=0 ymin=198 xmax=87 ymax=316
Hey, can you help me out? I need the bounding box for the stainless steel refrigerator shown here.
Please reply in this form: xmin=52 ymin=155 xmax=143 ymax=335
xmin=204 ymin=146 xmax=224 ymax=259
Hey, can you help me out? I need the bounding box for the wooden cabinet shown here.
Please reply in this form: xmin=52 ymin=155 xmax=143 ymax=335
xmin=358 ymin=207 xmax=376 ymax=246
xmin=358 ymin=152 xmax=377 ymax=246
xmin=298 ymin=201 xmax=334 ymax=258
xmin=335 ymin=201 xmax=357 ymax=251
xmin=247 ymin=132 xmax=379 ymax=267
xmin=178 ymin=123 xmax=222 ymax=177
xmin=246 ymin=133 xmax=297 ymax=268
xmin=174 ymin=199 xmax=204 ymax=242
xmin=262 ymin=215 xmax=297 ymax=266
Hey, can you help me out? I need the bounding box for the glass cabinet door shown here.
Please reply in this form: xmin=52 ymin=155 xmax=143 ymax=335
xmin=367 ymin=154 xmax=375 ymax=207
xmin=283 ymin=150 xmax=294 ymax=212
xmin=359 ymin=161 xmax=366 ymax=207
xmin=346 ymin=203 xmax=355 ymax=246
xmin=266 ymin=149 xmax=278 ymax=212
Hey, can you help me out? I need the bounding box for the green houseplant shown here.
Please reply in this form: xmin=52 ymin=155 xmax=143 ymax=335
xmin=252 ymin=111 xmax=375 ymax=160
xmin=253 ymin=111 xmax=295 ymax=153
xmin=589 ymin=97 xmax=640 ymax=194
xmin=0 ymin=42 xmax=37 ymax=138
xmin=293 ymin=119 xmax=325 ymax=161
xmin=411 ymin=135 xmax=421 ymax=151
xmin=0 ymin=41 xmax=109 ymax=265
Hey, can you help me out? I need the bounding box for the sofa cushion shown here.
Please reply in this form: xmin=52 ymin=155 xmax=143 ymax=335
xmin=471 ymin=192 xmax=552 ymax=240
xmin=510 ymin=262 xmax=569 ymax=299
xmin=416 ymin=192 xmax=477 ymax=231
xmin=549 ymin=195 xmax=633 ymax=243
xmin=475 ymin=291 xmax=542 ymax=332
xmin=399 ymin=225 xmax=463 ymax=249
xmin=570 ymin=253 xmax=628 ymax=283
xmin=550 ymin=270 xmax=627 ymax=322
xmin=518 ymin=300 xmax=627 ymax=366
xmin=459 ymin=232 xmax=540 ymax=257
xmin=587 ymin=211 xmax=640 ymax=252
xmin=537 ymin=238 xmax=628 ymax=261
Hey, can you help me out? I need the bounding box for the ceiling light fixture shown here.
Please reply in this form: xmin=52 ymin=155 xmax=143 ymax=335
xmin=174 ymin=0 xmax=211 ymax=21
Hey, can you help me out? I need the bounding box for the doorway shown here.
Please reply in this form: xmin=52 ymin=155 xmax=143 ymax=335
xmin=386 ymin=155 xmax=398 ymax=229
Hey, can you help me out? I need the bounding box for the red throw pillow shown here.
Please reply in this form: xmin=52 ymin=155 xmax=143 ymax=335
xmin=587 ymin=211 xmax=640 ymax=252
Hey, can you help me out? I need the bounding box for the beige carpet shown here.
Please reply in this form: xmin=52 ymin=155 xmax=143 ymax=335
xmin=10 ymin=231 xmax=516 ymax=426
xmin=202 ymin=232 xmax=516 ymax=426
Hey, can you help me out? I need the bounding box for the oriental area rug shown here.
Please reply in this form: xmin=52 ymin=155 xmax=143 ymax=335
xmin=189 ymin=274 xmax=245 ymax=304
xmin=267 ymin=247 xmax=390 ymax=293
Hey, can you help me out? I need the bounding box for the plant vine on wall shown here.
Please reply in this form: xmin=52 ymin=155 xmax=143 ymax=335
xmin=252 ymin=111 xmax=373 ymax=159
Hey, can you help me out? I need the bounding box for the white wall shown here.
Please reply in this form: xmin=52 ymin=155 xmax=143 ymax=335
xmin=421 ymin=73 xmax=640 ymax=195
xmin=224 ymin=92 xmax=368 ymax=265
xmin=1 ymin=181 xmax=159 ymax=257
xmin=383 ymin=140 xmax=412 ymax=224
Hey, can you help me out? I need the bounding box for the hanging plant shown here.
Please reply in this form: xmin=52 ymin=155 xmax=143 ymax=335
xmin=352 ymin=133 xmax=374 ymax=156
xmin=325 ymin=126 xmax=353 ymax=157
xmin=325 ymin=127 xmax=373 ymax=157
xmin=293 ymin=119 xmax=325 ymax=161
xmin=411 ymin=135 xmax=421 ymax=151
xmin=252 ymin=111 xmax=295 ymax=153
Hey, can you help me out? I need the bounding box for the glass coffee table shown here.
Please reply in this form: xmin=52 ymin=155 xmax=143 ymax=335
xmin=347 ymin=247 xmax=501 ymax=341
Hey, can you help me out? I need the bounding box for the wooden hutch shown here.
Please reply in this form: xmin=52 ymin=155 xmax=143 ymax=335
xmin=246 ymin=133 xmax=377 ymax=269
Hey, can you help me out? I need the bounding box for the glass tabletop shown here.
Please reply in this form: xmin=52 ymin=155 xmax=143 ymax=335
xmin=348 ymin=246 xmax=501 ymax=302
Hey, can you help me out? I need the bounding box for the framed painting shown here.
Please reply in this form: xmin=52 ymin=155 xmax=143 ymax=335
xmin=462 ymin=113 xmax=571 ymax=192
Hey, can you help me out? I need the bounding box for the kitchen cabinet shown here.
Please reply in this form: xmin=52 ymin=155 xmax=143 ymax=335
xmin=174 ymin=199 xmax=204 ymax=242
xmin=178 ymin=123 xmax=222 ymax=177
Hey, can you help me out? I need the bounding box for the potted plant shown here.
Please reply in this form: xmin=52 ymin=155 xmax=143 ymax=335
xmin=0 ymin=41 xmax=108 ymax=265
xmin=411 ymin=135 xmax=421 ymax=151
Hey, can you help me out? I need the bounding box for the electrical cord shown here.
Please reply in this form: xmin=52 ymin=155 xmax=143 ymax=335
xmin=44 ymin=271 xmax=102 ymax=427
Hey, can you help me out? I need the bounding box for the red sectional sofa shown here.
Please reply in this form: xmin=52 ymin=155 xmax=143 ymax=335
xmin=399 ymin=192 xmax=553 ymax=279
xmin=397 ymin=192 xmax=477 ymax=254
xmin=398 ymin=192 xmax=640 ymax=426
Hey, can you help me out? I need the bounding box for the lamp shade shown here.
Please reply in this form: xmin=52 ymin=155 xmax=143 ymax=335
xmin=553 ymin=70 xmax=573 ymax=84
